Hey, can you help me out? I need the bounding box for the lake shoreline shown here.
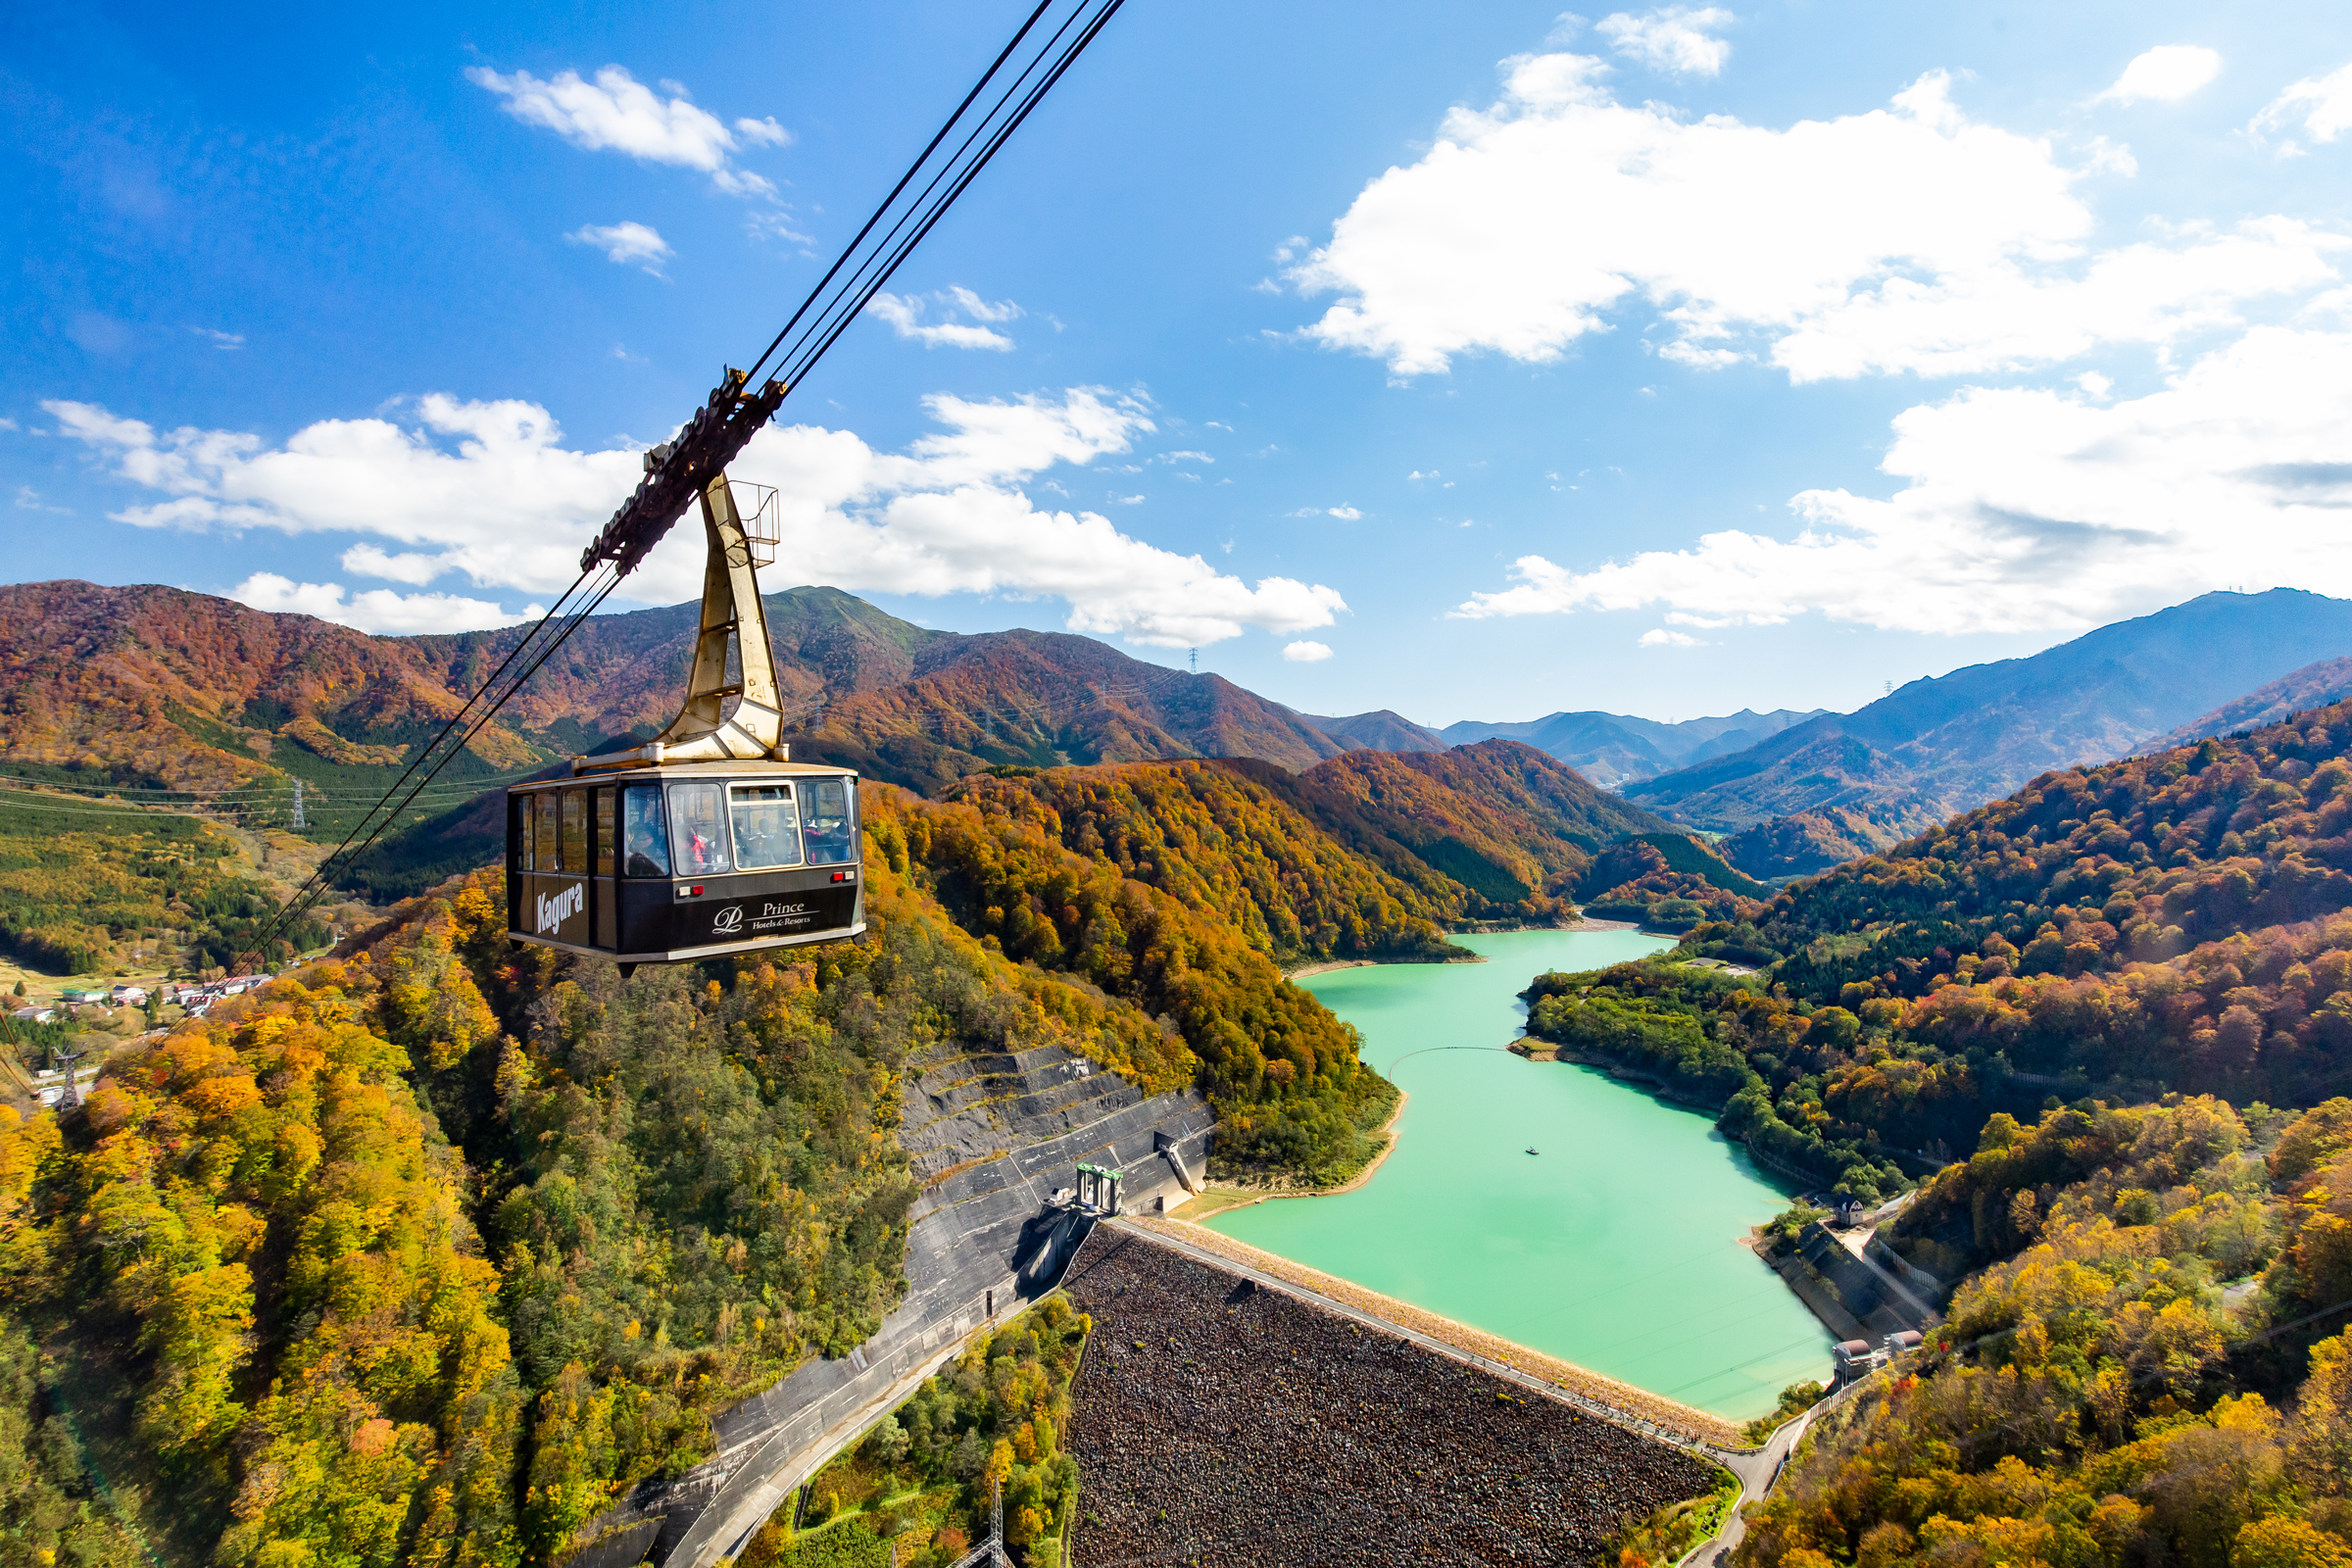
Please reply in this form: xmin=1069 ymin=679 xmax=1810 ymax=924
xmin=1280 ymin=916 xmax=1655 ymax=982
xmin=1181 ymin=1086 xmax=1410 ymax=1217
xmin=1218 ymin=929 xmax=1832 ymax=1423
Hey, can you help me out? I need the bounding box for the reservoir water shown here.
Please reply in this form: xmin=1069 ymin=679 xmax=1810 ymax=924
xmin=1206 ymin=929 xmax=1832 ymax=1420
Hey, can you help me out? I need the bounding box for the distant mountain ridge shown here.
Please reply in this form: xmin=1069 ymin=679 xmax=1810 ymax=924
xmin=2142 ymin=654 xmax=2352 ymax=753
xmin=1294 ymin=710 xmax=1446 ymax=754
xmin=1627 ymin=589 xmax=2352 ymax=836
xmin=1440 ymin=707 xmax=1826 ymax=789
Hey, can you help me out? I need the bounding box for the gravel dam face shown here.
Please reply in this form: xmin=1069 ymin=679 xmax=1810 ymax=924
xmin=1060 ymin=1229 xmax=1717 ymax=1567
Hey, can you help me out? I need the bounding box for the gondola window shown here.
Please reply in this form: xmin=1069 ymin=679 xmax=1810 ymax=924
xmin=622 ymin=785 xmax=669 ymax=878
xmin=534 ymin=792 xmax=560 ymax=872
xmin=730 ymin=784 xmax=805 ymax=870
xmin=668 ymin=782 xmax=733 ymax=875
xmin=593 ymin=788 xmax=614 ymax=876
xmin=801 ymin=778 xmax=856 ymax=865
xmin=560 ymin=790 xmax=588 ymax=873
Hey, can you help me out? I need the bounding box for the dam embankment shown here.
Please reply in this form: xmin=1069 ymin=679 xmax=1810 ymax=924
xmin=1061 ymin=1225 xmax=1723 ymax=1568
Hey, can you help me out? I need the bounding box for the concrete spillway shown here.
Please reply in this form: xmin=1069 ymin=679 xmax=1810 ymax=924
xmin=569 ymin=1042 xmax=1214 ymax=1567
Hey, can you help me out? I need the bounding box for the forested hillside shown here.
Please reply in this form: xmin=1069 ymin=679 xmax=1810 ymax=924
xmin=1279 ymin=741 xmax=1676 ymax=912
xmin=1526 ymin=696 xmax=2352 ymax=1568
xmin=0 ymin=789 xmax=322 ymax=975
xmin=1526 ymin=691 xmax=2352 ymax=1199
xmin=935 ymin=742 xmax=1687 ymax=953
xmin=0 ymin=771 xmax=1387 ymax=1563
xmin=940 ymin=762 xmax=1470 ymax=961
xmin=1737 ymin=1094 xmax=2352 ymax=1568
xmin=2149 ymin=655 xmax=2352 ymax=754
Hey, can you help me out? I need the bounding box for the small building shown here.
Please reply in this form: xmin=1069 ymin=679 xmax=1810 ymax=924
xmin=10 ymin=1006 xmax=55 ymax=1024
xmin=1883 ymin=1329 xmax=1924 ymax=1358
xmin=1831 ymin=1339 xmax=1886 ymax=1389
xmin=111 ymin=985 xmax=147 ymax=1006
xmin=60 ymin=988 xmax=105 ymax=1005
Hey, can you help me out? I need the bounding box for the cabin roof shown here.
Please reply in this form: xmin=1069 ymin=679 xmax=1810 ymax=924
xmin=512 ymin=760 xmax=859 ymax=793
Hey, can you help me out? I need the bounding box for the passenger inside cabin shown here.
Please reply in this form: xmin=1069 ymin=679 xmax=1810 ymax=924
xmin=801 ymin=778 xmax=856 ymax=865
xmin=667 ymin=782 xmax=732 ymax=875
xmin=622 ymin=784 xmax=671 ymax=877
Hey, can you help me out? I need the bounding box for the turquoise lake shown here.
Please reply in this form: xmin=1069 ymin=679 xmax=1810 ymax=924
xmin=1207 ymin=929 xmax=1833 ymax=1420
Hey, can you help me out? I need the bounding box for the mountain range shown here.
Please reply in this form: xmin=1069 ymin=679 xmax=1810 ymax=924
xmin=12 ymin=578 xmax=2352 ymax=900
xmin=0 ymin=580 xmax=1348 ymax=803
xmin=1438 ymin=707 xmax=1826 ymax=789
xmin=1624 ymin=589 xmax=2352 ymax=871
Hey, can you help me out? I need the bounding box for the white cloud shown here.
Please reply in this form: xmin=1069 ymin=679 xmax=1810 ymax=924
xmin=1638 ymin=627 xmax=1702 ymax=646
xmin=2251 ymin=62 xmax=2352 ymax=153
xmin=943 ymin=286 xmax=1021 ymax=323
xmin=866 ymin=291 xmax=1018 ymax=351
xmin=51 ymin=386 xmax=1344 ymax=650
xmin=1282 ymin=640 xmax=1334 ymax=662
xmin=189 ymin=326 xmax=244 ymax=350
xmin=45 ymin=394 xmax=636 ymax=601
xmin=341 ymin=542 xmax=447 ymax=584
xmin=14 ymin=486 xmax=68 ymax=514
xmin=1455 ymin=326 xmax=2352 ymax=636
xmin=230 ymin=573 xmax=540 ymax=635
xmin=741 ymin=391 xmax=1343 ymax=647
xmin=567 ymin=220 xmax=673 ymax=274
xmin=1289 ymin=53 xmax=2344 ymax=381
xmin=1596 ymin=7 xmax=1733 ymax=77
xmin=466 ymin=65 xmax=784 ymax=196
xmin=1326 ymin=506 xmax=1362 ymax=520
xmin=2094 ymin=45 xmax=2223 ymax=106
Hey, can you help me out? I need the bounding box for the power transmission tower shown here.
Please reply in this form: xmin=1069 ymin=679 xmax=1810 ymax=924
xmin=290 ymin=778 xmax=306 ymax=829
xmin=1189 ymin=648 xmax=1197 ymax=674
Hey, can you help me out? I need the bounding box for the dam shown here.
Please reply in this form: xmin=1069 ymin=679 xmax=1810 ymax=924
xmin=571 ymin=1040 xmax=1212 ymax=1566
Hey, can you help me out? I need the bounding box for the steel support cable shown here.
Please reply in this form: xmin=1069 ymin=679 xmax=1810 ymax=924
xmin=762 ymin=0 xmax=1127 ymax=396
xmin=247 ymin=560 xmax=605 ymax=923
xmin=582 ymin=0 xmax=1129 ymax=581
xmin=241 ymin=4 xmax=1129 ymax=966
xmin=737 ymin=0 xmax=1061 ymax=392
xmin=754 ymin=0 xmax=1118 ymax=389
xmin=238 ymin=564 xmax=620 ymax=965
xmin=242 ymin=562 xmax=621 ymax=960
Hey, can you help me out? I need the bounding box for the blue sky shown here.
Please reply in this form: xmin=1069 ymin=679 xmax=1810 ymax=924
xmin=8 ymin=1 xmax=2352 ymax=728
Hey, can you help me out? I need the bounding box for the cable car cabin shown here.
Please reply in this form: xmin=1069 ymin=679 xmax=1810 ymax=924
xmin=506 ymin=761 xmax=863 ymax=969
